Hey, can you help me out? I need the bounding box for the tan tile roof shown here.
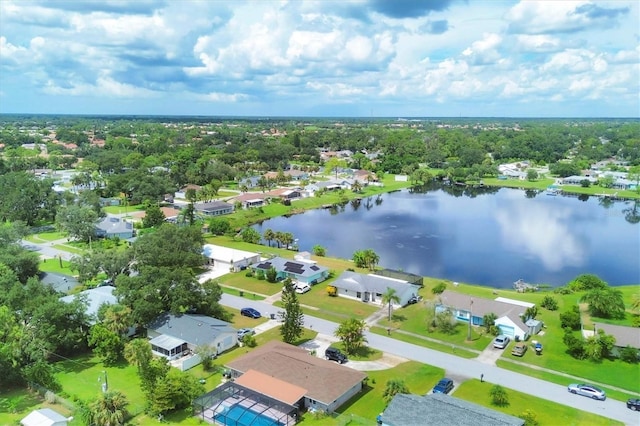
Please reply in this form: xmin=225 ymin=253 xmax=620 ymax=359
xmin=226 ymin=341 xmax=366 ymax=405
xmin=234 ymin=369 xmax=307 ymax=405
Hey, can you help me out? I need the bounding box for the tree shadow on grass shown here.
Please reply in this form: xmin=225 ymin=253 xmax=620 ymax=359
xmin=350 ymin=346 xmax=379 ymax=360
xmin=390 ymin=313 xmax=407 ymax=322
xmin=53 ymin=353 xmax=99 ymax=374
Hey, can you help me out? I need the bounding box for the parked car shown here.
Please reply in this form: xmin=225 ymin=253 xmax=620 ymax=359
xmin=240 ymin=307 xmax=261 ymax=318
xmin=511 ymin=342 xmax=527 ymax=357
xmin=237 ymin=328 xmax=254 ymax=341
xmin=407 ymin=294 xmax=423 ymax=305
xmin=325 ymin=347 xmax=348 ymax=364
xmin=567 ymin=383 xmax=606 ymax=400
xmin=432 ymin=378 xmax=454 ymax=394
xmin=626 ymin=398 xmax=640 ymax=411
xmin=295 ymin=283 xmax=311 ymax=294
xmin=493 ymin=335 xmax=510 ymax=349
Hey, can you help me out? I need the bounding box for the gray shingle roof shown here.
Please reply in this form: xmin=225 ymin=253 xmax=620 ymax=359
xmin=382 ymin=393 xmax=524 ymax=426
xmin=333 ymin=271 xmax=420 ymax=299
xmin=147 ymin=313 xmax=235 ymax=347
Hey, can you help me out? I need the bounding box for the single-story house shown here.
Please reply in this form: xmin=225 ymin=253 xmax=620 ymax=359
xmin=175 ymin=184 xmax=202 ymax=200
xmin=239 ymin=176 xmax=261 ymax=188
xmin=225 ymin=341 xmax=367 ymax=413
xmin=229 ymin=193 xmax=267 ymax=209
xmin=264 ymin=170 xmax=309 ymax=181
xmin=381 ymin=393 xmax=524 ymax=426
xmin=436 ymin=291 xmax=534 ymax=340
xmin=331 ymin=271 xmax=421 ymax=306
xmin=202 ymin=244 xmax=261 ymax=272
xmin=21 ymin=408 xmax=69 ymax=426
xmin=60 ymin=285 xmax=118 ymax=324
xmin=251 ymin=256 xmax=329 ymax=285
xmin=594 ymin=323 xmax=640 ymax=353
xmin=147 ymin=313 xmax=237 ymax=371
xmin=95 ymin=216 xmax=134 ymax=239
xmin=562 ymin=175 xmax=598 ymax=185
xmin=194 ymin=201 xmax=234 ymax=216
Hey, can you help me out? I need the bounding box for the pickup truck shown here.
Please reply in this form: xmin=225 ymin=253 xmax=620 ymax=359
xmin=511 ymin=342 xmax=527 ymax=356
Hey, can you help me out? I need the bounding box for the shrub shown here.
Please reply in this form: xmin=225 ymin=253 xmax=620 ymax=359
xmin=245 ymin=271 xmax=253 ymax=277
xmin=559 ymin=306 xmax=581 ymax=330
xmin=540 ymin=295 xmax=558 ymax=311
xmin=519 ymin=409 xmax=539 ymax=426
xmin=563 ymin=328 xmax=586 ymax=359
xmin=554 ymin=286 xmax=573 ymax=295
xmin=432 ymin=281 xmax=447 ymax=294
xmin=242 ymin=334 xmax=257 ymax=348
xmin=326 ymin=285 xmax=337 ymax=297
xmin=489 ymin=385 xmax=509 ymax=407
xmin=619 ymin=345 xmax=639 ymax=364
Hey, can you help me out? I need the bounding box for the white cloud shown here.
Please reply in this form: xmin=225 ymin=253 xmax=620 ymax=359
xmin=0 ymin=0 xmax=638 ymax=116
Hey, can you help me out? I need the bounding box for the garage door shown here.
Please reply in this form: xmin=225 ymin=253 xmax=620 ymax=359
xmin=498 ymin=325 xmax=515 ymax=338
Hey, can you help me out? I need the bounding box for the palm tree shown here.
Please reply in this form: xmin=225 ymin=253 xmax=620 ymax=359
xmin=263 ymin=229 xmax=275 ymax=247
xmin=382 ymin=287 xmax=401 ymax=321
xmin=102 ymin=305 xmax=132 ymax=336
xmin=352 ymin=180 xmax=362 ymax=193
xmin=90 ymin=390 xmax=129 ymax=426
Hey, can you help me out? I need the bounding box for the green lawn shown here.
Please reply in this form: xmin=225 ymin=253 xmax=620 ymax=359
xmin=0 ymin=387 xmax=81 ymax=426
xmin=369 ymin=326 xmax=478 ymax=359
xmin=454 ymin=379 xmax=622 ymax=426
xmin=217 ymin=272 xmax=283 ymax=296
xmin=496 ymin=359 xmax=638 ymax=402
xmin=24 ymin=230 xmax=67 ymax=243
xmin=52 ymin=244 xmax=85 ymax=254
xmin=102 ymin=204 xmax=145 ymax=214
xmin=301 ymin=361 xmax=443 ymax=425
xmin=54 ymin=354 xmax=147 ymax=416
xmin=377 ymin=297 xmax=493 ymax=352
xmin=39 ymin=258 xmax=75 ymax=275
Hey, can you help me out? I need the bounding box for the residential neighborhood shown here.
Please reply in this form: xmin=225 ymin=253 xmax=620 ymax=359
xmin=1 ymin=115 xmax=639 ymax=426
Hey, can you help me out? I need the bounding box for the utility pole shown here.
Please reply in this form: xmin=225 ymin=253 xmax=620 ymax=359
xmin=100 ymin=370 xmax=108 ymax=393
xmin=467 ymin=298 xmax=474 ymax=341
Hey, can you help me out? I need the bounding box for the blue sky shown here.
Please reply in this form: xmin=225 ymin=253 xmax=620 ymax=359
xmin=0 ymin=0 xmax=638 ymax=117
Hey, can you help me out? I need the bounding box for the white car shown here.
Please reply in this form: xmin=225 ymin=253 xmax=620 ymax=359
xmin=295 ymin=283 xmax=311 ymax=294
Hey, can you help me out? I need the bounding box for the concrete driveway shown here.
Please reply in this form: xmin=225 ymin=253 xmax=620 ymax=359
xmin=299 ymin=333 xmax=408 ymax=371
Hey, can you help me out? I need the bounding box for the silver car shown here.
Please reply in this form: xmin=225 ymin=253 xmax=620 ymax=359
xmin=567 ymin=383 xmax=606 ymax=400
xmin=493 ymin=335 xmax=510 ymax=349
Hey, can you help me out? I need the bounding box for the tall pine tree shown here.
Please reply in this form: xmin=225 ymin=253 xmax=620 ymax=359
xmin=280 ymin=279 xmax=304 ymax=344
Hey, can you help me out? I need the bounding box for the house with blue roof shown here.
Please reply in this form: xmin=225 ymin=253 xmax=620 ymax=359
xmin=251 ymin=256 xmax=329 ymax=285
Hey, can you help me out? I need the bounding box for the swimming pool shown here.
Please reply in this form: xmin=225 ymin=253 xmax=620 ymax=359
xmin=214 ymin=404 xmax=285 ymax=426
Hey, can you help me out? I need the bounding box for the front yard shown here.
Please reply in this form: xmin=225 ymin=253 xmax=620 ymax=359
xmin=454 ymin=379 xmax=622 ymax=426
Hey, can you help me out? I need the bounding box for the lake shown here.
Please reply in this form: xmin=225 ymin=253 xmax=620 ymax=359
xmin=253 ymin=184 xmax=640 ymax=288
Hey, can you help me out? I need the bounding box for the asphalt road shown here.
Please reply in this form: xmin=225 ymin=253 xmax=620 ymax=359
xmin=223 ymin=294 xmax=637 ymax=426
